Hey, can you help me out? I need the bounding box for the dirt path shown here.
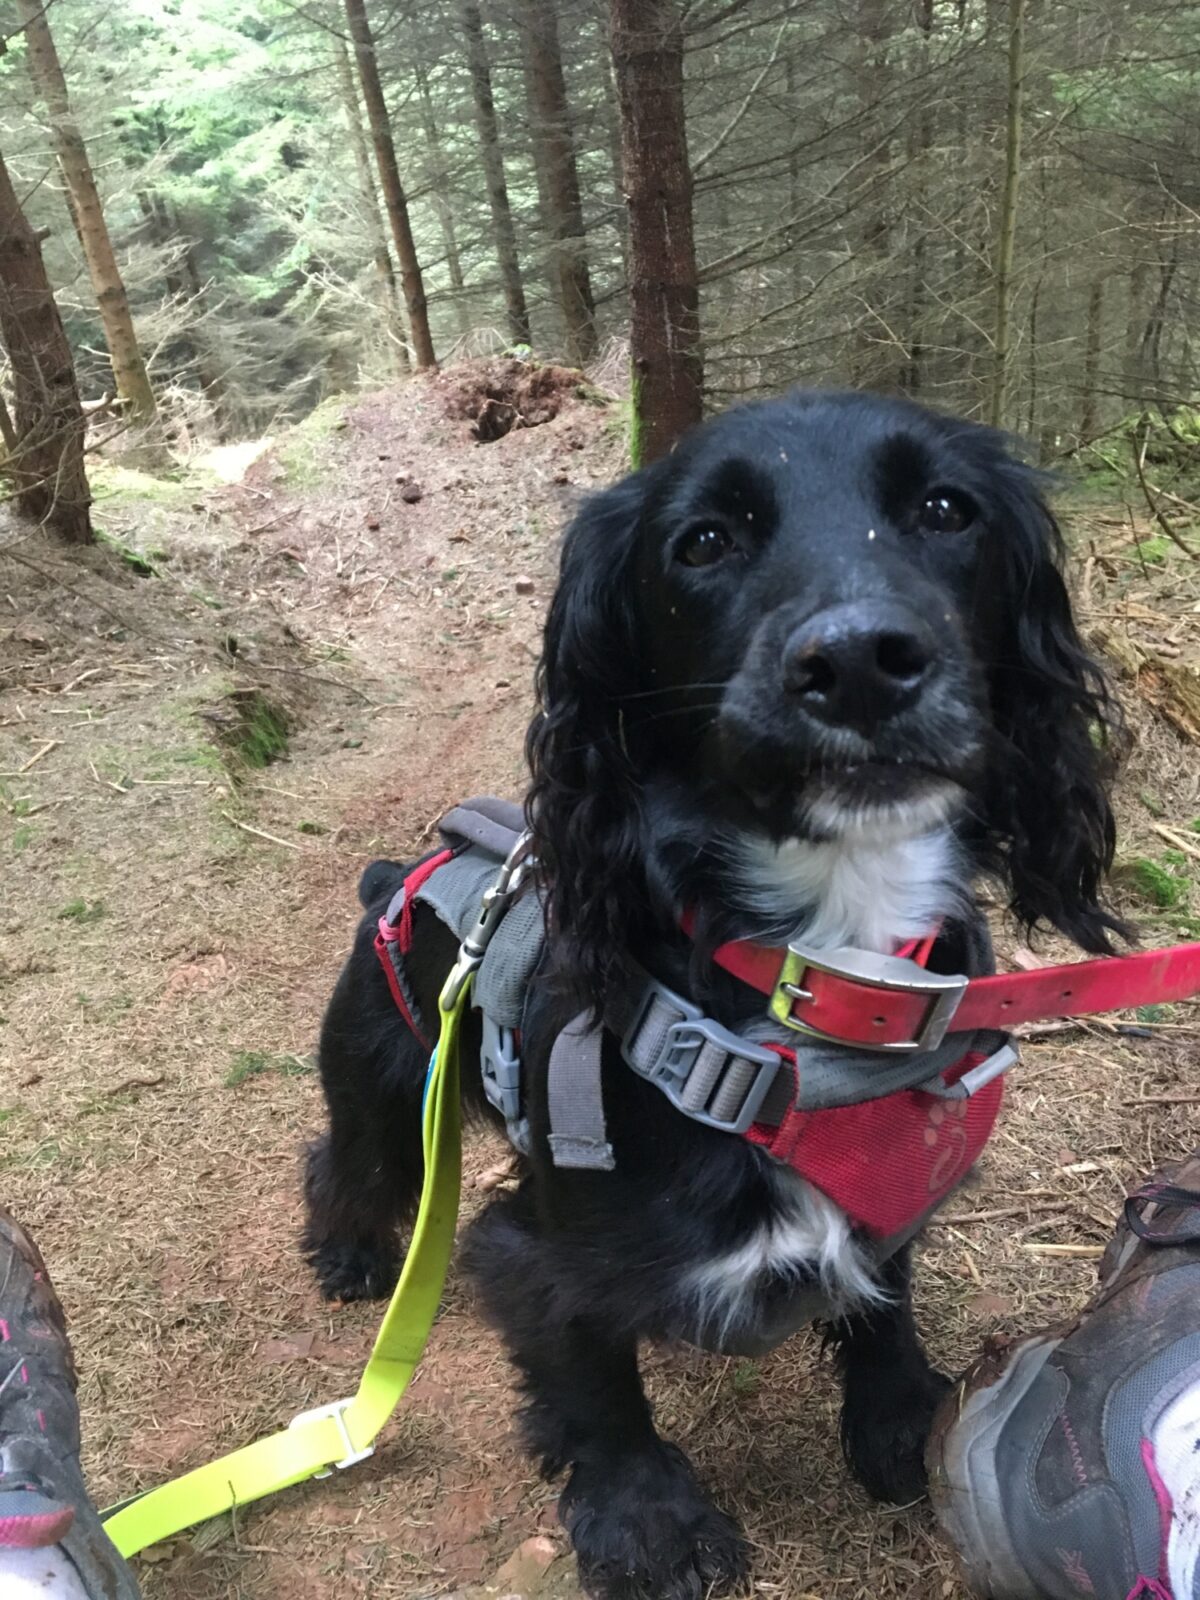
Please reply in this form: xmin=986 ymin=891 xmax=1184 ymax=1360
xmin=2 ymin=371 xmax=1197 ymax=1600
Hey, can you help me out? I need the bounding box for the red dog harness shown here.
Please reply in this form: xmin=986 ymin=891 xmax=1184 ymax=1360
xmin=375 ymin=812 xmax=1200 ymax=1243
xmin=702 ymin=930 xmax=1200 ymax=1235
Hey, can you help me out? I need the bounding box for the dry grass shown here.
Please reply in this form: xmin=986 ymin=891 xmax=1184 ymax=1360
xmin=1 ymin=386 xmax=1197 ymax=1600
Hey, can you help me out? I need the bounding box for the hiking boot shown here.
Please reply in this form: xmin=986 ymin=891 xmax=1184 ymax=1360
xmin=926 ymin=1149 xmax=1200 ymax=1600
xmin=0 ymin=1206 xmax=141 ymax=1598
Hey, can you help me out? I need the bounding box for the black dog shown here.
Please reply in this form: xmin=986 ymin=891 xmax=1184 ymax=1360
xmin=304 ymin=392 xmax=1121 ymax=1600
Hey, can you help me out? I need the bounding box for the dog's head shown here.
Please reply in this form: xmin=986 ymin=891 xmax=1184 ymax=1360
xmin=529 ymin=391 xmax=1123 ymax=996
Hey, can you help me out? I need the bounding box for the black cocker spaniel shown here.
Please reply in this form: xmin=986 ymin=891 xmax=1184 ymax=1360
xmin=304 ymin=391 xmax=1121 ymax=1600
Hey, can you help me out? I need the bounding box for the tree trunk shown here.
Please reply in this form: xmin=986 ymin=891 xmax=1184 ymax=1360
xmin=609 ymin=0 xmax=701 ymax=465
xmin=1079 ymin=276 xmax=1103 ymax=441
xmin=334 ymin=35 xmax=410 ymax=373
xmin=852 ymin=0 xmax=898 ymax=391
xmin=519 ymin=0 xmax=597 ymax=364
xmin=903 ymin=0 xmax=935 ymax=395
xmin=592 ymin=0 xmax=628 ymax=282
xmin=460 ymin=0 xmax=533 ymax=347
xmin=988 ymin=0 xmax=1026 ymax=428
xmin=343 ymin=0 xmax=437 ymax=370
xmin=414 ymin=61 xmax=470 ymax=338
xmin=15 ymin=0 xmax=159 ymax=433
xmin=0 ymin=146 xmax=92 ymax=543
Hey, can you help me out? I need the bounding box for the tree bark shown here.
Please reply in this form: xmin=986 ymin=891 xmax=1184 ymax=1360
xmin=902 ymin=0 xmax=935 ymax=395
xmin=334 ymin=35 xmax=410 ymax=373
xmin=1079 ymin=276 xmax=1103 ymax=441
xmin=343 ymin=0 xmax=437 ymax=370
xmin=460 ymin=0 xmax=532 ymax=347
xmin=988 ymin=0 xmax=1026 ymax=428
xmin=520 ymin=0 xmax=597 ymax=364
xmin=0 ymin=146 xmax=92 ymax=543
xmin=15 ymin=0 xmax=159 ymax=432
xmin=414 ymin=61 xmax=470 ymax=337
xmin=609 ymin=0 xmax=701 ymax=465
xmin=852 ymin=0 xmax=898 ymax=391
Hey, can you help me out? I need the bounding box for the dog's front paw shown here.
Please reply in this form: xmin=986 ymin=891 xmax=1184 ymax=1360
xmin=306 ymin=1238 xmax=400 ymax=1303
xmin=561 ymin=1442 xmax=747 ymax=1600
xmin=841 ymin=1366 xmax=952 ymax=1504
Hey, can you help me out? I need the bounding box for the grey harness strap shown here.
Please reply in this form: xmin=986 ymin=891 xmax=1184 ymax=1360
xmin=546 ymin=1014 xmax=615 ymax=1172
xmin=438 ymin=795 xmax=526 ymax=857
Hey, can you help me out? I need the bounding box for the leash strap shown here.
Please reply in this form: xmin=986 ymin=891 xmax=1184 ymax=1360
xmin=101 ymin=978 xmax=468 ymax=1558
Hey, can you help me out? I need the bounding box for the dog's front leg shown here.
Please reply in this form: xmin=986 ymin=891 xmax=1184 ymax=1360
xmin=829 ymin=1243 xmax=952 ymax=1504
xmin=464 ymin=1196 xmax=747 ymax=1600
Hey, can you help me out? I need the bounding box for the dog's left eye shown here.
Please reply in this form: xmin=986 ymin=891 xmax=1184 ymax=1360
xmin=917 ymin=490 xmax=977 ymax=534
xmin=676 ymin=525 xmax=735 ymax=567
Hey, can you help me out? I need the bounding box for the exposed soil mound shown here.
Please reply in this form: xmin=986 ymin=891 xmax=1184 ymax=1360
xmin=437 ymin=356 xmax=591 ymax=441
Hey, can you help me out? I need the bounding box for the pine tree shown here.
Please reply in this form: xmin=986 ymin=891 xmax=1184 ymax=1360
xmin=14 ymin=0 xmax=160 ymax=437
xmin=0 ymin=145 xmax=92 ymax=543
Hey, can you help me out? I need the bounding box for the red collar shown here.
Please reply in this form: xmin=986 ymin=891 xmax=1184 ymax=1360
xmin=693 ymin=921 xmax=1200 ymax=1052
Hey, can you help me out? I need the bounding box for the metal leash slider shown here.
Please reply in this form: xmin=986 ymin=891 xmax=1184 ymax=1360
xmin=441 ymin=829 xmax=534 ymax=1009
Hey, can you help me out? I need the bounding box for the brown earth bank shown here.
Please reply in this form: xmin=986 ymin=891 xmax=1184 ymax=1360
xmin=2 ymin=363 xmax=1197 ymax=1600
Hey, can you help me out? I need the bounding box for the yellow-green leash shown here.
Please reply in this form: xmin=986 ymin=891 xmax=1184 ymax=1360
xmin=101 ymin=971 xmax=470 ymax=1557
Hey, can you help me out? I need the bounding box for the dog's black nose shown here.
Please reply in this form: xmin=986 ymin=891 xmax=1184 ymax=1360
xmin=783 ymin=602 xmax=935 ymax=729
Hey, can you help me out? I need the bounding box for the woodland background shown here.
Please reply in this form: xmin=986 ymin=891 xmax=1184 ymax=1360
xmin=3 ymin=7 xmax=1200 ymax=1599
xmin=1 ymin=0 xmax=1198 ymax=522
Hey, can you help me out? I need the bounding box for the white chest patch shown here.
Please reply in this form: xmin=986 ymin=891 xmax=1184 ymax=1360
xmin=684 ymin=1166 xmax=886 ymax=1348
xmin=687 ymin=822 xmax=966 ymax=1337
xmin=735 ymin=825 xmax=963 ymax=953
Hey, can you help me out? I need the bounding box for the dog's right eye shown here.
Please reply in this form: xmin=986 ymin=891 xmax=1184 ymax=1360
xmin=676 ymin=525 xmax=734 ymax=567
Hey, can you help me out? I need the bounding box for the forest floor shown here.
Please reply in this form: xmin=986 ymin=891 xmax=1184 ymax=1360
xmin=2 ymin=362 xmax=1198 ymax=1600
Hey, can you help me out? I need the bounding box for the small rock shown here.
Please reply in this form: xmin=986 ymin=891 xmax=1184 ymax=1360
xmin=491 ymin=1536 xmax=559 ymax=1594
xmin=365 ymin=514 xmax=381 ymax=530
xmin=398 ymin=478 xmax=423 ymax=503
xmin=515 ymin=577 xmax=535 ymax=595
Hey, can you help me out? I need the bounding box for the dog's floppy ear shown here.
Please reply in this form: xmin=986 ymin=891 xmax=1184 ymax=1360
xmin=526 ymin=471 xmax=654 ymax=1003
xmin=984 ymin=463 xmax=1128 ymax=953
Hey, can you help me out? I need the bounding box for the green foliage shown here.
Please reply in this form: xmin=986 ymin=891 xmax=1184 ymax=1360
xmin=235 ymin=694 xmax=289 ymax=769
xmin=200 ymin=687 xmax=289 ymax=771
xmin=1112 ymin=857 xmax=1186 ymax=909
xmin=732 ymin=1360 xmax=760 ymax=1398
xmin=1131 ymin=536 xmax=1171 ymax=566
xmin=225 ymin=1049 xmax=314 ymax=1087
xmin=96 ymin=529 xmax=161 ymax=577
xmin=56 ymin=898 xmax=106 ymax=923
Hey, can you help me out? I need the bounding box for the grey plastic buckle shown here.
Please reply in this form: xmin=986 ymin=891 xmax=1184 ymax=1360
xmin=481 ymin=1012 xmax=522 ymax=1123
xmin=622 ymin=978 xmax=782 ymax=1135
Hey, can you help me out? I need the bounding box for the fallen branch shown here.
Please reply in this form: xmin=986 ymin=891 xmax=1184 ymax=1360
xmin=1151 ymin=822 xmax=1200 ymax=861
xmin=220 ymin=810 xmax=302 ymax=851
xmin=246 ymin=661 xmax=373 ymax=703
xmin=1125 ymin=1092 xmax=1200 ymax=1106
xmin=1023 ymin=1242 xmax=1105 ymax=1259
xmin=934 ymin=1202 xmax=1066 ymax=1225
xmin=1133 ymin=418 xmax=1197 ymax=561
xmin=106 ymin=1074 xmax=165 ymax=1096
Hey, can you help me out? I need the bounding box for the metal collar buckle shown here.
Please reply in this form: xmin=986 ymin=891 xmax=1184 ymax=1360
xmin=769 ymin=944 xmax=968 ymax=1052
